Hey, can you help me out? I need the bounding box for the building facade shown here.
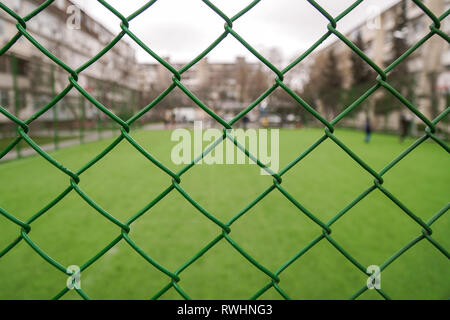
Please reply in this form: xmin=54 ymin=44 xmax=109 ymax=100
xmin=138 ymin=56 xmax=267 ymax=123
xmin=311 ymin=0 xmax=450 ymax=132
xmin=0 ymin=0 xmax=142 ymax=129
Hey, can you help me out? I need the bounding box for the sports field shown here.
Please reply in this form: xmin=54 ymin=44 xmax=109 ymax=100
xmin=0 ymin=128 xmax=448 ymax=300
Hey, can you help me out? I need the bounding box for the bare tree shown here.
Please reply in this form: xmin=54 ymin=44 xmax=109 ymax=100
xmin=236 ymin=58 xmax=250 ymax=103
xmin=375 ymin=0 xmax=411 ymax=125
xmin=347 ymin=32 xmax=375 ymax=117
xmin=247 ymin=65 xmax=269 ymax=101
xmin=351 ymin=32 xmax=373 ymax=87
xmin=315 ymin=50 xmax=344 ymax=120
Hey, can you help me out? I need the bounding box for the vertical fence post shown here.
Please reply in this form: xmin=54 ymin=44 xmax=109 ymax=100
xmin=446 ymin=92 xmax=449 ymax=141
xmin=79 ymin=94 xmax=85 ymax=144
xmin=130 ymin=88 xmax=136 ymax=129
xmin=112 ymin=81 xmax=116 ymax=137
xmin=50 ymin=64 xmax=59 ymax=150
xmin=119 ymin=85 xmax=124 ymax=135
xmin=10 ymin=54 xmax=21 ymax=159
xmin=97 ymin=80 xmax=102 ymax=140
xmin=97 ymin=110 xmax=102 ymax=140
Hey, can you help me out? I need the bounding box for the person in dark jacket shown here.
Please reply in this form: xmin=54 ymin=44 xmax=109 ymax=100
xmin=365 ymin=115 xmax=372 ymax=143
xmin=242 ymin=115 xmax=250 ymax=130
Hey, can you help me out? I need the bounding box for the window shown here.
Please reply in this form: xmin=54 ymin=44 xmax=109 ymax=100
xmin=16 ymin=92 xmax=26 ymax=109
xmin=7 ymin=56 xmax=28 ymax=76
xmin=0 ymin=55 xmax=9 ymax=73
xmin=33 ymin=93 xmax=51 ymax=111
xmin=7 ymin=91 xmax=27 ymax=109
xmin=16 ymin=57 xmax=28 ymax=76
xmin=0 ymin=90 xmax=9 ymax=107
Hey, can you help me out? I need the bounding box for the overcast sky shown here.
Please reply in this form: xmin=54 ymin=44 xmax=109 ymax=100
xmin=71 ymin=0 xmax=399 ymax=64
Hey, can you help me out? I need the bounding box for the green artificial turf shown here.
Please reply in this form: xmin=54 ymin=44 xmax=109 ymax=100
xmin=0 ymin=128 xmax=448 ymax=300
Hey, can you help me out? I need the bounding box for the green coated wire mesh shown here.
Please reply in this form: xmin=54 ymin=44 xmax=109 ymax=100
xmin=0 ymin=0 xmax=449 ymax=300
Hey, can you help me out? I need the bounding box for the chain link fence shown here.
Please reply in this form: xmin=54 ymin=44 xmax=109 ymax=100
xmin=0 ymin=0 xmax=449 ymax=300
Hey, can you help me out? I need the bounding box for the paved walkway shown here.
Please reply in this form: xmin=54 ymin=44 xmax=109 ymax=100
xmin=0 ymin=123 xmax=170 ymax=162
xmin=1 ymin=131 xmax=108 ymax=162
xmin=0 ymin=122 xmax=269 ymax=162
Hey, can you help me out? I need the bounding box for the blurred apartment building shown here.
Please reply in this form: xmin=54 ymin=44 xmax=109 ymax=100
xmin=0 ymin=0 xmax=270 ymax=128
xmin=0 ymin=0 xmax=141 ymax=129
xmin=138 ymin=56 xmax=265 ymax=122
xmin=1 ymin=0 xmax=448 ymax=132
xmin=316 ymin=0 xmax=450 ymax=131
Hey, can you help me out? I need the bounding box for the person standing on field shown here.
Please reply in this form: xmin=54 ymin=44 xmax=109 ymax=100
xmin=242 ymin=115 xmax=250 ymax=130
xmin=364 ymin=115 xmax=372 ymax=143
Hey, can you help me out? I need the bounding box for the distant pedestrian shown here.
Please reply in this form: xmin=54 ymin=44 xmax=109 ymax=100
xmin=364 ymin=115 xmax=372 ymax=143
xmin=242 ymin=115 xmax=250 ymax=130
xmin=171 ymin=110 xmax=177 ymax=129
